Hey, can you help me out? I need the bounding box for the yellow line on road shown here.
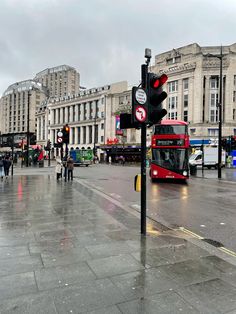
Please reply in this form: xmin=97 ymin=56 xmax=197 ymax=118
xmin=179 ymin=227 xmax=236 ymax=258
xmin=179 ymin=227 xmax=204 ymax=239
xmin=219 ymin=247 xmax=236 ymax=258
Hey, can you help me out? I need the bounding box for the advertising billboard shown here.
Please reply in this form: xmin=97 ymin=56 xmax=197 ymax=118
xmin=115 ymin=115 xmax=123 ymax=135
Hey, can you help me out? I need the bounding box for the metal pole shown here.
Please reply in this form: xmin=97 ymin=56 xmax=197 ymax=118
xmin=218 ymin=46 xmax=223 ymax=179
xmin=141 ymin=124 xmax=147 ymax=235
xmin=21 ymin=139 xmax=24 ymax=168
xmin=48 ymin=148 xmax=51 ymax=167
xmin=93 ymin=102 xmax=97 ymax=157
xmin=26 ymin=91 xmax=30 ymax=167
xmin=11 ymin=133 xmax=14 ymax=176
xmin=141 ymin=63 xmax=148 ymax=235
xmin=64 ymin=143 xmax=68 ymax=182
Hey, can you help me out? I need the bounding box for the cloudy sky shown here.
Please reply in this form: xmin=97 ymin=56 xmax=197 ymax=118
xmin=0 ymin=0 xmax=236 ymax=95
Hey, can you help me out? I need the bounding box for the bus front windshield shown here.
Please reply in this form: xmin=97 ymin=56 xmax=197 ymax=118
xmin=152 ymin=148 xmax=188 ymax=171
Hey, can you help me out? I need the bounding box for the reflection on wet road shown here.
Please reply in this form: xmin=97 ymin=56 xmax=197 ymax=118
xmin=74 ymin=165 xmax=236 ymax=252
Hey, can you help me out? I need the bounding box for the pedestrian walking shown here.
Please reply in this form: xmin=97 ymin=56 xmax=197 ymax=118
xmin=0 ymin=156 xmax=5 ymax=180
xmin=226 ymin=155 xmax=232 ymax=168
xmin=67 ymin=157 xmax=74 ymax=181
xmin=3 ymin=156 xmax=12 ymax=178
xmin=55 ymin=159 xmax=63 ymax=180
xmin=108 ymin=156 xmax=112 ymax=165
xmin=121 ymin=156 xmax=125 ymax=166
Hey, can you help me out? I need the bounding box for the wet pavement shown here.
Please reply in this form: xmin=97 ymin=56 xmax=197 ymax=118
xmin=1 ymin=169 xmax=236 ymax=313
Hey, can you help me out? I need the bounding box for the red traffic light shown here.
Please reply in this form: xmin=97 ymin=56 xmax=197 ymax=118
xmin=151 ymin=74 xmax=168 ymax=89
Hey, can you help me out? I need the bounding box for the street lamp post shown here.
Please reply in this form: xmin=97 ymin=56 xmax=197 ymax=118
xmin=206 ymin=46 xmax=223 ymax=179
xmin=26 ymin=91 xmax=31 ymax=167
xmin=93 ymin=101 xmax=97 ymax=157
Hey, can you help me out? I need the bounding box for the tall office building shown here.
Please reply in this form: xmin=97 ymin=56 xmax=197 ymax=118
xmin=34 ymin=65 xmax=80 ymax=98
xmin=0 ymin=80 xmax=47 ymax=136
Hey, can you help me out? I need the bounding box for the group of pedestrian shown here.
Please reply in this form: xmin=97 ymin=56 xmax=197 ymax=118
xmin=55 ymin=156 xmax=74 ymax=181
xmin=0 ymin=155 xmax=12 ymax=180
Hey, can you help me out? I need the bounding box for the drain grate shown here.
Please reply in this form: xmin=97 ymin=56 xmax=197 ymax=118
xmin=202 ymin=238 xmax=223 ymax=248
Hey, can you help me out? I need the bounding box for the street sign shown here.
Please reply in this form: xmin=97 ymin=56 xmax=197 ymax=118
xmin=57 ymin=130 xmax=63 ymax=144
xmin=135 ymin=106 xmax=147 ymax=122
xmin=135 ymin=88 xmax=147 ymax=105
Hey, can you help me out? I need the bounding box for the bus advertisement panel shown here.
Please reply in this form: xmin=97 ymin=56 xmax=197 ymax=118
xmin=150 ymin=120 xmax=189 ymax=181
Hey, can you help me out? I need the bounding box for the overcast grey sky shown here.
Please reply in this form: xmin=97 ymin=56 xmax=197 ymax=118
xmin=0 ymin=0 xmax=236 ymax=95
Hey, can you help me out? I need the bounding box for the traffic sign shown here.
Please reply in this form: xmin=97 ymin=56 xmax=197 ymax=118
xmin=135 ymin=88 xmax=147 ymax=105
xmin=135 ymin=106 xmax=147 ymax=122
xmin=57 ymin=130 xmax=63 ymax=144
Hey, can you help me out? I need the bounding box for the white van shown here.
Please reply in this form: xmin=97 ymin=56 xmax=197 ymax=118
xmin=189 ymin=147 xmax=226 ymax=169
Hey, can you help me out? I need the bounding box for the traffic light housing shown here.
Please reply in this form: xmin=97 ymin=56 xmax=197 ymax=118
xmin=62 ymin=124 xmax=70 ymax=144
xmin=221 ymin=138 xmax=227 ymax=150
xmin=231 ymin=136 xmax=236 ymax=150
xmin=147 ymin=73 xmax=168 ymax=125
xmin=45 ymin=140 xmax=52 ymax=151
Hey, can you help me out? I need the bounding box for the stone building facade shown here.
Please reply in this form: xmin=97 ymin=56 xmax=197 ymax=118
xmin=0 ymin=80 xmax=47 ymax=136
xmin=34 ymin=65 xmax=80 ymax=99
xmin=35 ymin=81 xmax=138 ymax=159
xmin=151 ymin=43 xmax=236 ymax=139
xmin=0 ymin=65 xmax=80 ymax=146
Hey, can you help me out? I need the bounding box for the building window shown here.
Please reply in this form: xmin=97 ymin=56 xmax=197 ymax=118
xmin=234 ymin=75 xmax=236 ymax=86
xmin=77 ymin=127 xmax=81 ymax=144
xmin=168 ymin=81 xmax=178 ymax=93
xmin=209 ymin=92 xmax=219 ymax=123
xmin=183 ymin=94 xmax=188 ymax=107
xmin=83 ymin=126 xmax=86 ymax=144
xmin=89 ymin=126 xmax=92 ymax=144
xmin=83 ymin=103 xmax=87 ymax=120
xmin=183 ymin=110 xmax=188 ymax=122
xmin=89 ymin=102 xmax=93 ymax=120
xmin=233 ymin=91 xmax=236 ymax=102
xmin=166 ymin=56 xmax=181 ymax=65
xmin=210 ymin=77 xmax=218 ymax=89
xmin=101 ymin=123 xmax=104 ymax=130
xmin=183 ymin=79 xmax=189 ymax=90
xmin=95 ymin=125 xmax=98 ymax=144
xmin=190 ymin=128 xmax=196 ymax=136
xmin=208 ymin=129 xmax=219 ymax=137
xmin=73 ymin=105 xmax=76 ymax=122
xmin=101 ymin=136 xmax=104 ymax=142
xmin=119 ymin=96 xmax=124 ymax=104
xmin=168 ymin=96 xmax=178 ymax=109
xmin=233 ymin=109 xmax=236 ymax=120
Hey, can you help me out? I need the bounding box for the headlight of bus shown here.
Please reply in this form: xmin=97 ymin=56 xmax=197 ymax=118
xmin=153 ymin=170 xmax=158 ymax=176
xmin=183 ymin=171 xmax=188 ymax=176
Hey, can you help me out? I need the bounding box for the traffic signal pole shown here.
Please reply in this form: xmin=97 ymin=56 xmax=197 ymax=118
xmin=218 ymin=46 xmax=223 ymax=179
xmin=121 ymin=49 xmax=168 ymax=235
xmin=141 ymin=63 xmax=148 ymax=235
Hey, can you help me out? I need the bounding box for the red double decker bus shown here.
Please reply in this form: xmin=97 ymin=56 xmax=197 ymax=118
xmin=149 ymin=120 xmax=189 ymax=181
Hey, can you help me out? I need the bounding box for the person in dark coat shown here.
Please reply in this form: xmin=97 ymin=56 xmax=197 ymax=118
xmin=3 ymin=156 xmax=12 ymax=178
xmin=67 ymin=157 xmax=74 ymax=181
